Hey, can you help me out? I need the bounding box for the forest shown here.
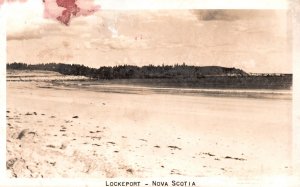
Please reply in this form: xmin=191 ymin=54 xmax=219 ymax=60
xmin=7 ymin=62 xmax=292 ymax=89
xmin=6 ymin=62 xmax=248 ymax=79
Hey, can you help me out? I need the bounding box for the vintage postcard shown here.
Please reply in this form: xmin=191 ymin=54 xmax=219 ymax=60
xmin=1 ymin=0 xmax=300 ymax=186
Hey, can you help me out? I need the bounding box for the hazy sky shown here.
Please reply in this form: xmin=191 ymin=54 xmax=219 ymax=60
xmin=4 ymin=0 xmax=292 ymax=73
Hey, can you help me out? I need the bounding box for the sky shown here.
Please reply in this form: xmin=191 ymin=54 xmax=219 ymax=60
xmin=2 ymin=0 xmax=292 ymax=73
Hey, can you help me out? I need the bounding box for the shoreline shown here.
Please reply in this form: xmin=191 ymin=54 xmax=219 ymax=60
xmin=6 ymin=67 xmax=292 ymax=90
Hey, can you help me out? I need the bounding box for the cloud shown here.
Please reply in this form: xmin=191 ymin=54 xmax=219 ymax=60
xmin=6 ymin=9 xmax=291 ymax=73
xmin=191 ymin=10 xmax=278 ymax=21
xmin=1 ymin=0 xmax=27 ymax=6
xmin=192 ymin=10 xmax=237 ymax=21
xmin=7 ymin=31 xmax=43 ymax=40
xmin=6 ymin=4 xmax=101 ymax=40
xmin=5 ymin=0 xmax=49 ymax=40
xmin=3 ymin=0 xmax=100 ymax=28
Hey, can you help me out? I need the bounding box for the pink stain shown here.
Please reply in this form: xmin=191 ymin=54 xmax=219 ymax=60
xmin=44 ymin=0 xmax=100 ymax=26
xmin=56 ymin=0 xmax=79 ymax=25
xmin=1 ymin=0 xmax=100 ymax=26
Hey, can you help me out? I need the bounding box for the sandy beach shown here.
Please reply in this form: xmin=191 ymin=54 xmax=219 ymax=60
xmin=6 ymin=71 xmax=293 ymax=179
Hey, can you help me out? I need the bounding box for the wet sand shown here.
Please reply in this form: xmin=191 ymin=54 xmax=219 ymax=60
xmin=6 ymin=71 xmax=293 ymax=178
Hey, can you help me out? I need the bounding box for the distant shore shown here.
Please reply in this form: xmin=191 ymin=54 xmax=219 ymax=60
xmin=6 ymin=70 xmax=292 ymax=100
xmin=7 ymin=64 xmax=292 ymax=90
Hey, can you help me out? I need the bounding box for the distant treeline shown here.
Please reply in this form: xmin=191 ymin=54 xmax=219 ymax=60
xmin=7 ymin=62 xmax=292 ymax=89
xmin=7 ymin=62 xmax=249 ymax=79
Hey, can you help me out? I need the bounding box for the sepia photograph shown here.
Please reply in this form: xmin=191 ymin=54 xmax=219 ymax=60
xmin=1 ymin=0 xmax=300 ymax=186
